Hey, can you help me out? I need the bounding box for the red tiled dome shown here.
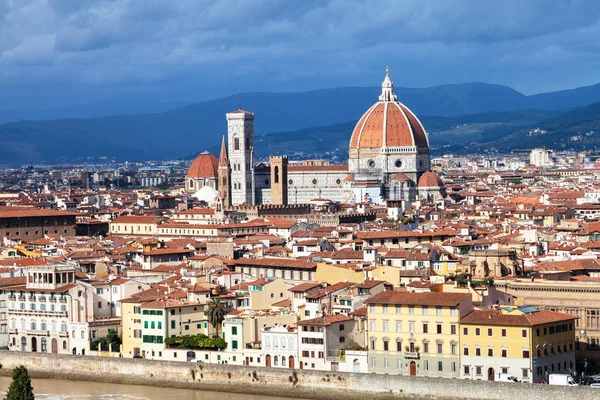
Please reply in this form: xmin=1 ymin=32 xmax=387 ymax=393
xmin=418 ymin=171 xmax=444 ymax=188
xmin=186 ymin=151 xmax=219 ymax=179
xmin=349 ymin=102 xmax=429 ymax=151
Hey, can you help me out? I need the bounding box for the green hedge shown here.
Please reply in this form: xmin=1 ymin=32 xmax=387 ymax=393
xmin=164 ymin=334 xmax=227 ymax=350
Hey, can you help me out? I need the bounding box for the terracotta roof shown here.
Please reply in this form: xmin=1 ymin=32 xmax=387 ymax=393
xmin=186 ymin=152 xmax=219 ymax=179
xmin=418 ymin=171 xmax=444 ymax=188
xmin=365 ymin=291 xmax=470 ymax=306
xmin=234 ymin=258 xmax=317 ymax=270
xmin=289 ymin=282 xmax=323 ymax=292
xmin=460 ymin=309 xmax=577 ymax=326
xmin=349 ymin=100 xmax=428 ymax=151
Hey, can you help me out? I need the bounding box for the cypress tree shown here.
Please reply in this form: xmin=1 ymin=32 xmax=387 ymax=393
xmin=4 ymin=365 xmax=34 ymax=400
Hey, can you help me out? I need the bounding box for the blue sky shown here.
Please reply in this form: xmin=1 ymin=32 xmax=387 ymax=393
xmin=1 ymin=0 xmax=600 ymax=109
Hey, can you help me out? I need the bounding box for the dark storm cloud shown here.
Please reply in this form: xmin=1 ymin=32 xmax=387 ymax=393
xmin=1 ymin=0 xmax=600 ymax=108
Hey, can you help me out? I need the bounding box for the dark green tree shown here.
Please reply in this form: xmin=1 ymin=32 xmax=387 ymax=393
xmin=4 ymin=365 xmax=34 ymax=400
xmin=204 ymin=298 xmax=230 ymax=337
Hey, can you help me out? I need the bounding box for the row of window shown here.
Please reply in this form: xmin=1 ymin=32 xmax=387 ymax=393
xmin=369 ymin=304 xmax=457 ymax=317
xmin=371 ymin=357 xmax=457 ymax=372
xmin=371 ymin=338 xmax=456 ymax=354
xmin=463 ymin=326 xmax=527 ymax=338
xmin=142 ymin=310 xmax=163 ymax=316
xmin=301 ymin=350 xmax=324 ymax=358
xmin=142 ymin=335 xmax=164 ymax=344
xmin=369 ymin=320 xmax=457 ymax=335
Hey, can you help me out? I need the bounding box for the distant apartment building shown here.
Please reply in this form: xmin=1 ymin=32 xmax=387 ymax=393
xmin=530 ymin=148 xmax=551 ymax=167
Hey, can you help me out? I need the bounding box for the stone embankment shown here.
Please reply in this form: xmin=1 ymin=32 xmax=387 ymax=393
xmin=0 ymin=351 xmax=596 ymax=400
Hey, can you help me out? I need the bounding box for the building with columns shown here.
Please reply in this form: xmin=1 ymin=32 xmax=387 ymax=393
xmin=7 ymin=263 xmax=94 ymax=355
xmin=186 ymin=69 xmax=445 ymax=206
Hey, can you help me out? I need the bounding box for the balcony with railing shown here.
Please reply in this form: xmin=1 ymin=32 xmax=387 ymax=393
xmin=404 ymin=351 xmax=420 ymax=359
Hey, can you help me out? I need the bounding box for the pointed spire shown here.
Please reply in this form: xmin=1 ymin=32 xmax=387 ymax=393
xmin=379 ymin=66 xmax=397 ymax=102
xmin=219 ymin=135 xmax=228 ymax=165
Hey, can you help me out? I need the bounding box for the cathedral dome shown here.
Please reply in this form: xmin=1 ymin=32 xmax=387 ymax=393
xmin=349 ymin=69 xmax=429 ymax=154
xmin=417 ymin=171 xmax=444 ymax=188
xmin=187 ymin=151 xmax=219 ymax=179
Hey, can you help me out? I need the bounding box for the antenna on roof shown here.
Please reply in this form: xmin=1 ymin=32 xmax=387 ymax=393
xmin=238 ymin=91 xmax=242 ymax=110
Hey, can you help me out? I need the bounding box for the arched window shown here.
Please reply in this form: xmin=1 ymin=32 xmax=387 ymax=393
xmin=288 ymin=337 xmax=295 ymax=351
xmin=41 ymin=337 xmax=47 ymax=353
xmin=274 ymin=356 xmax=279 ymax=366
xmin=234 ymin=138 xmax=240 ymax=151
xmin=189 ymin=179 xmax=193 ymax=188
xmin=274 ymin=166 xmax=279 ymax=184
xmin=281 ymin=356 xmax=286 ymax=367
xmin=63 ymin=340 xmax=67 ymax=350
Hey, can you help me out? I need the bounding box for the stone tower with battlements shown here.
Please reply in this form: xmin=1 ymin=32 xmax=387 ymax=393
xmin=270 ymin=155 xmax=288 ymax=205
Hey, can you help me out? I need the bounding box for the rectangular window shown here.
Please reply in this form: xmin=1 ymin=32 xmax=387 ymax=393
xmin=423 ymin=323 xmax=428 ymax=334
xmin=395 ymin=305 xmax=400 ymax=314
xmin=369 ymin=305 xmax=375 ymax=313
xmin=422 ymin=306 xmax=428 ymax=316
xmin=451 ymin=362 xmax=456 ymax=372
xmin=463 ymin=327 xmax=468 ymax=335
xmin=463 ymin=347 xmax=469 ymax=356
xmin=475 ymin=328 xmax=480 ymax=336
xmin=502 ymin=349 xmax=507 ymax=358
xmin=436 ymin=306 xmax=442 ymax=316
xmin=476 ymin=347 xmax=481 ymax=356
xmin=522 ymin=350 xmax=530 ymax=358
xmin=232 ymin=340 xmax=238 ymax=350
xmin=384 ymin=358 xmax=389 ymax=368
xmin=488 ymin=348 xmax=493 ymax=357
xmin=157 ymin=322 xmax=162 ymax=329
xmin=450 ymin=325 xmax=456 ymax=335
xmin=409 ymin=322 xmax=415 ymax=334
xmin=383 ymin=340 xmax=389 ymax=351
xmin=232 ymin=326 xmax=238 ymax=335
xmin=464 ymin=365 xmax=470 ymax=375
xmin=437 ymin=343 xmax=443 ymax=354
xmin=502 ymin=329 xmax=507 ymax=337
xmin=382 ymin=305 xmax=388 ymax=313
xmin=383 ymin=321 xmax=389 ymax=332
xmin=170 ymin=320 xmax=175 ymax=329
xmin=488 ymin=328 xmax=493 ymax=336
xmin=370 ymin=320 xmax=376 ymax=332
xmin=436 ymin=324 xmax=442 ymax=334
xmin=522 ymin=329 xmax=527 ymax=338
xmin=408 ymin=306 xmax=414 ymax=315
xmin=395 ymin=321 xmax=401 ymax=332
xmin=424 ymin=360 xmax=429 ymax=370
xmin=144 ymin=321 xmax=148 ymax=329
xmin=438 ymin=361 xmax=443 ymax=371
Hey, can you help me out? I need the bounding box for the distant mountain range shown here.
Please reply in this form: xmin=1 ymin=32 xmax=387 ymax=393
xmin=5 ymin=81 xmax=600 ymax=164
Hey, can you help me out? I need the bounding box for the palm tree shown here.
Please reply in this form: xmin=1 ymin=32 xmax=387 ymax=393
xmin=204 ymin=298 xmax=230 ymax=337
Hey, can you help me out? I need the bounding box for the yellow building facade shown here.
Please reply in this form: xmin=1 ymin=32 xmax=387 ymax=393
xmin=366 ymin=291 xmax=473 ymax=378
xmin=459 ymin=306 xmax=577 ymax=383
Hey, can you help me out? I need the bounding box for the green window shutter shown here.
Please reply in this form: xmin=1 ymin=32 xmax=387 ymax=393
xmin=158 ymin=322 xmax=162 ymax=329
xmin=171 ymin=320 xmax=175 ymax=329
xmin=144 ymin=321 xmax=148 ymax=329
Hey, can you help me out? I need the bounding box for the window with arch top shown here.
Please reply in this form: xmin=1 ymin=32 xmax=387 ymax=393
xmin=274 ymin=166 xmax=279 ymax=183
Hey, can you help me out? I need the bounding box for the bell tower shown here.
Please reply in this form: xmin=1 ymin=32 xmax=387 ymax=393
xmin=270 ymin=155 xmax=288 ymax=205
xmin=227 ymin=109 xmax=254 ymax=205
xmin=217 ymin=136 xmax=231 ymax=208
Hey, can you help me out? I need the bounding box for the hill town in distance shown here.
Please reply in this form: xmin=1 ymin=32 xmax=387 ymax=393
xmin=4 ymin=67 xmax=600 ymax=390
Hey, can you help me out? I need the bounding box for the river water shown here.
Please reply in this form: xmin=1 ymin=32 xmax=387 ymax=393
xmin=0 ymin=376 xmax=295 ymax=400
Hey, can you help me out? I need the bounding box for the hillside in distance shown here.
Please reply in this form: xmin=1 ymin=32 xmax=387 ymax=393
xmin=4 ymin=80 xmax=600 ymax=164
xmin=230 ymin=109 xmax=559 ymax=161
